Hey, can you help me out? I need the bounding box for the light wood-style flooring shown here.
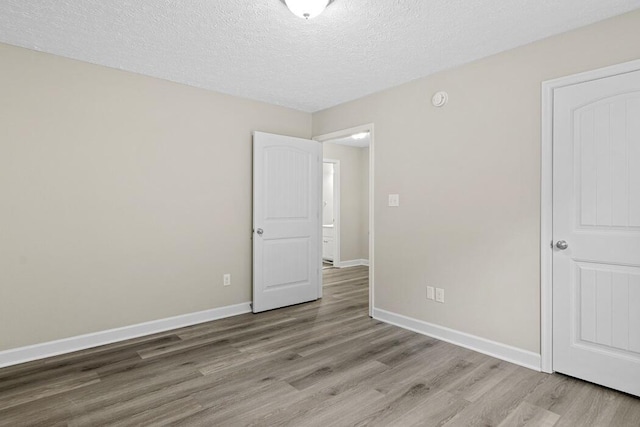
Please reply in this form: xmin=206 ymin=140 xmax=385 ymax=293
xmin=1 ymin=266 xmax=639 ymax=426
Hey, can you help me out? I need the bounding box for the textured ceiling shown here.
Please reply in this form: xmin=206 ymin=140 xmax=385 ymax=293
xmin=1 ymin=1 xmax=639 ymax=112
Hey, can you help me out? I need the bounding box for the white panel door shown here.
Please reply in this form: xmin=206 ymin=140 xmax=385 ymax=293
xmin=253 ymin=132 xmax=321 ymax=313
xmin=553 ymin=69 xmax=640 ymax=396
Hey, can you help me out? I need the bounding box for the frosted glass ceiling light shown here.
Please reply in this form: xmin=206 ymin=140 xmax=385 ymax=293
xmin=352 ymin=132 xmax=369 ymax=140
xmin=285 ymin=0 xmax=330 ymax=19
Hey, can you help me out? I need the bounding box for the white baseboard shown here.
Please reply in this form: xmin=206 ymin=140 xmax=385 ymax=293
xmin=373 ymin=308 xmax=541 ymax=372
xmin=0 ymin=302 xmax=252 ymax=369
xmin=339 ymin=259 xmax=369 ymax=268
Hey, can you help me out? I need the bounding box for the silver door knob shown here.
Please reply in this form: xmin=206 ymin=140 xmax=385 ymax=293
xmin=256 ymin=228 xmax=264 ymax=236
xmin=556 ymin=240 xmax=568 ymax=250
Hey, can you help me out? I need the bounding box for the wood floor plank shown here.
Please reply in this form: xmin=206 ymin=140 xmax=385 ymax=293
xmin=496 ymin=401 xmax=560 ymax=427
xmin=610 ymin=393 xmax=640 ymax=426
xmin=0 ymin=371 xmax=101 ymax=412
xmin=553 ymin=383 xmax=624 ymax=427
xmin=0 ymin=366 xmax=203 ymax=426
xmin=178 ymin=380 xmax=300 ymax=425
xmin=294 ymin=319 xmax=392 ymax=358
xmin=229 ymin=311 xmax=369 ymax=354
xmin=365 ymin=342 xmax=474 ymax=396
xmin=386 ymin=389 xmax=470 ymax=427
xmin=138 ymin=318 xmax=297 ymax=359
xmin=244 ymin=362 xmax=388 ymax=426
xmin=0 ymin=334 xmax=181 ymax=387
xmin=523 ymin=373 xmax=585 ymax=416
xmin=283 ymin=387 xmax=385 ymax=427
xmin=1 ymin=265 xmax=639 ymax=426
xmin=102 ymin=397 xmax=202 ymax=427
xmin=351 ymin=380 xmax=453 ymax=426
xmin=66 ymin=375 xmax=212 ymax=426
xmin=444 ymin=358 xmax=520 ymax=402
xmin=442 ymin=366 xmax=548 ymax=426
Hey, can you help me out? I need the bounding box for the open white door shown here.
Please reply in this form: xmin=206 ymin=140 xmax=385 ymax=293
xmin=253 ymin=131 xmax=321 ymax=313
xmin=552 ymin=69 xmax=640 ymax=396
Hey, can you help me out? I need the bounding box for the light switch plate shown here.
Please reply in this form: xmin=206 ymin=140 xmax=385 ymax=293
xmin=388 ymin=194 xmax=400 ymax=207
xmin=435 ymin=288 xmax=445 ymax=303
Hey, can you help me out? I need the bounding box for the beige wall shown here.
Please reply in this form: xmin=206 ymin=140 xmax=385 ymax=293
xmin=323 ymin=143 xmax=369 ymax=262
xmin=0 ymin=43 xmax=312 ymax=351
xmin=313 ymin=10 xmax=640 ymax=353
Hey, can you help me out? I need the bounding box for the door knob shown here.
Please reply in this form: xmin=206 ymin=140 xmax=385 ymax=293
xmin=256 ymin=228 xmax=264 ymax=236
xmin=556 ymin=240 xmax=568 ymax=250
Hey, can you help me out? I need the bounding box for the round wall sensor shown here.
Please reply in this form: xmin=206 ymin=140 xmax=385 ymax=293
xmin=431 ymin=91 xmax=448 ymax=107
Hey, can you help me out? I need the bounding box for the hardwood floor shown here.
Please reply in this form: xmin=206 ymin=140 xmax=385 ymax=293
xmin=1 ymin=265 xmax=638 ymax=426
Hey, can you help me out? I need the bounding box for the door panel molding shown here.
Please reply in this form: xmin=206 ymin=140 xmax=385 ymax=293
xmin=541 ymin=58 xmax=640 ymax=374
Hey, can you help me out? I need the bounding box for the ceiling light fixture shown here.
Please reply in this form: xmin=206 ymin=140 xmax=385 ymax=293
xmin=352 ymin=132 xmax=369 ymax=140
xmin=284 ymin=0 xmax=330 ymax=19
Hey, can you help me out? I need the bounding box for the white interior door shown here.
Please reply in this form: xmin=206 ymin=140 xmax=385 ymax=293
xmin=253 ymin=131 xmax=321 ymax=313
xmin=553 ymin=69 xmax=640 ymax=396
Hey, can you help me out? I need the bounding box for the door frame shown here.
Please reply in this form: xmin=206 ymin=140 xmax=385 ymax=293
xmin=314 ymin=124 xmax=375 ymax=317
xmin=540 ymin=58 xmax=640 ymax=373
xmin=322 ymin=158 xmax=341 ymax=269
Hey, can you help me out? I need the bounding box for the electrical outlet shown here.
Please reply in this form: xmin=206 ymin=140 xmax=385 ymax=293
xmin=426 ymin=286 xmax=435 ymax=300
xmin=388 ymin=194 xmax=400 ymax=207
xmin=223 ymin=274 xmax=231 ymax=286
xmin=435 ymin=288 xmax=445 ymax=303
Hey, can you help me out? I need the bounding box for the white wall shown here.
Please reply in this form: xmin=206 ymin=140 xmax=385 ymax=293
xmin=313 ymin=10 xmax=640 ymax=353
xmin=0 ymin=43 xmax=312 ymax=351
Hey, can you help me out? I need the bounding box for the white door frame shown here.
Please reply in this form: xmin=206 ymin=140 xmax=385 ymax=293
xmin=540 ymin=58 xmax=640 ymax=373
xmin=323 ymin=158 xmax=341 ymax=269
xmin=314 ymin=124 xmax=375 ymax=317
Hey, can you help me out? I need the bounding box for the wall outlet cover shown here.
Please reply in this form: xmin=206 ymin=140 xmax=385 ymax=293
xmin=435 ymin=288 xmax=445 ymax=303
xmin=426 ymin=286 xmax=435 ymax=300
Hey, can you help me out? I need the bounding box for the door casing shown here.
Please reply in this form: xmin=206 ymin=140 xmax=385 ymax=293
xmin=540 ymin=58 xmax=640 ymax=373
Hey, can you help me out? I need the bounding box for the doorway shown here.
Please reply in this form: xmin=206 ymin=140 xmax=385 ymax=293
xmin=322 ymin=159 xmax=340 ymax=268
xmin=315 ymin=124 xmax=374 ymax=317
xmin=541 ymin=61 xmax=640 ymax=396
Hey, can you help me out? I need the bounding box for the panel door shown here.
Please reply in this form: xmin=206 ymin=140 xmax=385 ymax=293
xmin=253 ymin=132 xmax=321 ymax=313
xmin=553 ymin=69 xmax=640 ymax=396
